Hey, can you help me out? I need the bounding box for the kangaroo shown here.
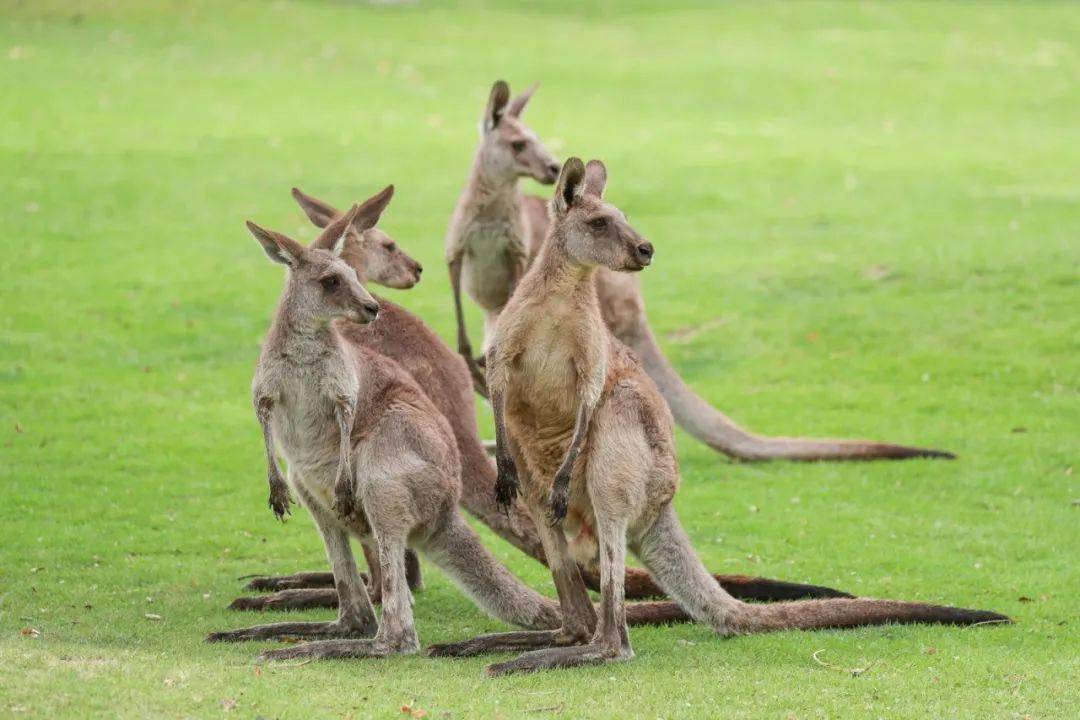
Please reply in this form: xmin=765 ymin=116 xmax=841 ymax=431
xmin=228 ymin=186 xmax=850 ymax=615
xmin=205 ymin=207 xmax=564 ymax=661
xmin=454 ymin=80 xmax=953 ymax=461
xmin=428 ymin=159 xmax=1006 ymax=675
xmin=446 ymin=80 xmax=560 ymax=392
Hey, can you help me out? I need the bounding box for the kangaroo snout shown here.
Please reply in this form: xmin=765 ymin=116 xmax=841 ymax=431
xmin=358 ymin=299 xmax=381 ymax=322
xmin=634 ymin=242 xmax=654 ymax=266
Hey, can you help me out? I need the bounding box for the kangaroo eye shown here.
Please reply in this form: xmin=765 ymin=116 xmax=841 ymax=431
xmin=588 ymin=217 xmax=608 ymax=230
xmin=320 ymin=276 xmax=340 ymax=291
xmin=511 ymin=140 xmax=526 ymax=153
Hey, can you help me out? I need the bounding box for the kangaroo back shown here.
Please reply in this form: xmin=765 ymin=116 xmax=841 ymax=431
xmin=420 ymin=513 xmax=561 ymax=631
xmin=636 ymin=505 xmax=1008 ymax=634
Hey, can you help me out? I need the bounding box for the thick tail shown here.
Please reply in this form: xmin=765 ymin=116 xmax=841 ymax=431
xmin=623 ymin=322 xmax=955 ymax=462
xmin=636 ymin=505 xmax=1008 ymax=634
xmin=420 ymin=512 xmax=561 ymax=631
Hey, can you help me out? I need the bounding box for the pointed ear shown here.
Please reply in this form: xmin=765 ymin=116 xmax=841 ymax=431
xmin=353 ymin=184 xmax=394 ymax=232
xmin=583 ymin=160 xmax=607 ymax=199
xmin=552 ymin=157 xmax=587 ymax=216
xmin=312 ymin=204 xmax=361 ymax=256
xmin=506 ymin=82 xmax=538 ymax=118
xmin=483 ymin=80 xmax=511 ymax=132
xmin=247 ymin=221 xmax=305 ymax=267
xmin=292 ymin=187 xmax=338 ymax=229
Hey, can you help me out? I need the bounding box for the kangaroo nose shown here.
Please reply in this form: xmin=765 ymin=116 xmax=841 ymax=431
xmin=415 ymin=263 xmax=423 ymax=275
xmin=547 ymin=163 xmax=560 ymax=176
xmin=636 ymin=242 xmax=654 ymax=263
xmin=362 ymin=300 xmax=380 ymax=318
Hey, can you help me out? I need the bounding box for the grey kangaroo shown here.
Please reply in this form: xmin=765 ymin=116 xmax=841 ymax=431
xmin=428 ymin=159 xmax=1006 ymax=675
xmin=206 ymin=206 xmax=563 ymax=661
xmin=228 ymin=186 xmax=848 ymax=616
xmin=451 ymin=79 xmax=954 ymax=462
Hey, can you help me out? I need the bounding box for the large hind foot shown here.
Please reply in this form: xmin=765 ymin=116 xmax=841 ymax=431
xmin=205 ymin=619 xmax=376 ymax=644
xmin=229 ymin=588 xmax=339 ymax=612
xmin=486 ymin=642 xmax=632 ymax=676
xmin=429 ymin=629 xmax=584 ymax=658
xmin=257 ymin=637 xmax=417 ymax=663
xmin=241 ymin=571 xmax=338 ymax=592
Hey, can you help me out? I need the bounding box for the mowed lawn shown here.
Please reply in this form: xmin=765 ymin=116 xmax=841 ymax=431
xmin=1 ymin=1 xmax=1078 ymax=717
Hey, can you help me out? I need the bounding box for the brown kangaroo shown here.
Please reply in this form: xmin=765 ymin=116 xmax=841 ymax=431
xmin=456 ymin=80 xmax=954 ymax=462
xmin=446 ymin=80 xmax=560 ymax=393
xmin=428 ymin=159 xmax=1005 ymax=675
xmin=206 ymin=207 xmax=565 ymax=661
xmin=229 ymin=186 xmax=850 ymax=615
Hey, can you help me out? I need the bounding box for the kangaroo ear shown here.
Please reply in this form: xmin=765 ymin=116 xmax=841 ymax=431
xmin=312 ymin=204 xmax=361 ymax=256
xmin=353 ymin=184 xmax=394 ymax=232
xmin=292 ymin=187 xmax=338 ymax=229
xmin=552 ymin=157 xmax=587 ymax=216
xmin=483 ymin=79 xmax=511 ymax=132
xmin=506 ymin=82 xmax=538 ymax=118
xmin=583 ymin=160 xmax=607 ymax=199
xmin=247 ymin=221 xmax=305 ymax=267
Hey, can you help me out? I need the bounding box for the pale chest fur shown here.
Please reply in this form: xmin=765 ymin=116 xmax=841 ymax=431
xmin=255 ymin=349 xmax=358 ymax=497
xmin=504 ymin=296 xmax=606 ymax=478
xmin=453 ymin=196 xmax=527 ymax=311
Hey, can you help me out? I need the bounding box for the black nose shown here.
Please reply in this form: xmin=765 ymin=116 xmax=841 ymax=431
xmin=547 ymin=163 xmax=560 ymax=176
xmin=636 ymin=242 xmax=654 ymax=262
xmin=362 ymin=301 xmax=380 ymax=317
xmin=415 ymin=263 xmax=423 ymax=275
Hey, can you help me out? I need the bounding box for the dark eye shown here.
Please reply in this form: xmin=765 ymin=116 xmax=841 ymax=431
xmin=511 ymin=140 xmax=526 ymax=153
xmin=588 ymin=217 xmax=608 ymax=230
xmin=320 ymin=276 xmax=340 ymax=291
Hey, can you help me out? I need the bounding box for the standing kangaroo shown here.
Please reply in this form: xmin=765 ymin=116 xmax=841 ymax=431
xmin=429 ymin=159 xmax=1005 ymax=675
xmin=228 ymin=186 xmax=847 ymax=615
xmin=454 ymin=80 xmax=953 ymax=461
xmin=446 ymin=80 xmax=560 ymax=392
xmin=206 ymin=208 xmax=563 ymax=661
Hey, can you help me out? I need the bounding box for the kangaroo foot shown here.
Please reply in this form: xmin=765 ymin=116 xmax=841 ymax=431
xmin=229 ymin=588 xmax=341 ymax=612
xmin=486 ymin=642 xmax=632 ymax=676
xmin=429 ymin=629 xmax=584 ymax=659
xmin=205 ymin=619 xmax=376 ymax=644
xmin=241 ymin=571 xmax=338 ymax=592
xmin=256 ymin=637 xmax=415 ymax=663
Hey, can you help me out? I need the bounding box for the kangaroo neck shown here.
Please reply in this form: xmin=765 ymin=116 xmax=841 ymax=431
xmin=465 ymin=152 xmax=522 ymax=212
xmin=528 ymin=240 xmax=598 ymax=307
xmin=266 ymin=304 xmax=345 ymax=363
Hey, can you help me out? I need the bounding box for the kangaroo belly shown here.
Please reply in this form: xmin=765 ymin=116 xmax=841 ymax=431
xmin=461 ymin=226 xmax=523 ymax=311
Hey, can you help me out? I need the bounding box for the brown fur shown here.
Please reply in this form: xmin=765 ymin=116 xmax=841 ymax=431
xmin=429 ymin=158 xmax=1006 ymax=675
xmin=230 ymin=188 xmax=852 ymax=612
xmin=206 ymin=200 xmax=562 ymax=663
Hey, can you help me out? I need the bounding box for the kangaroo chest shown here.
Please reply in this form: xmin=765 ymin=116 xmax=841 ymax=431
xmin=264 ymin=352 xmax=357 ymax=493
xmin=460 ymin=209 xmax=526 ymax=311
xmin=505 ymin=310 xmax=593 ymax=483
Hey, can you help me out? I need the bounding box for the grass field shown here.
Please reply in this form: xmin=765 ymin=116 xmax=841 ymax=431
xmin=2 ymin=1 xmax=1078 ymax=717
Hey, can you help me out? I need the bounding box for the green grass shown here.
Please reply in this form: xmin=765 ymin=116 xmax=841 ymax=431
xmin=2 ymin=0 xmax=1078 ymax=717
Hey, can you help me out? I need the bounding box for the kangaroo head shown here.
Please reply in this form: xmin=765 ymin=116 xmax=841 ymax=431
xmin=549 ymin=158 xmax=654 ymax=273
xmin=247 ymin=205 xmax=381 ymax=325
xmin=478 ymin=80 xmax=560 ymax=185
xmin=290 ymin=185 xmax=423 ymax=290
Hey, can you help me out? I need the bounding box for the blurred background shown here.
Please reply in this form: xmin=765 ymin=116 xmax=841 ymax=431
xmin=1 ymin=1 xmax=1077 ymax=718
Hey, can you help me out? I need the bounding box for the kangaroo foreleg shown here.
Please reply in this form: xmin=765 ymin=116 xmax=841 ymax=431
xmin=255 ymin=396 xmax=292 ymax=520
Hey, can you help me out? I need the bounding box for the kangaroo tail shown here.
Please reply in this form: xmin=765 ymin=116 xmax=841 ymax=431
xmin=636 ymin=505 xmax=1008 ymax=634
xmin=624 ymin=323 xmax=955 ymax=462
xmin=420 ymin=512 xmax=561 ymax=631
